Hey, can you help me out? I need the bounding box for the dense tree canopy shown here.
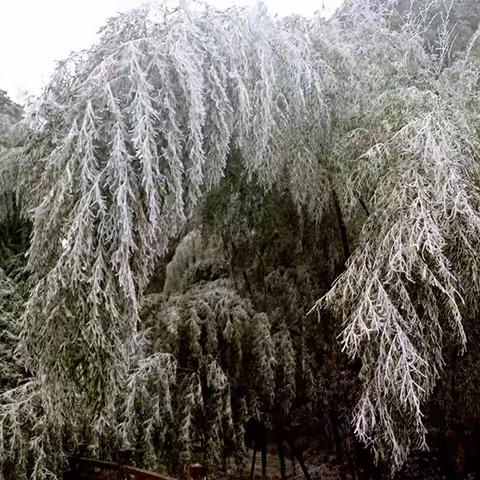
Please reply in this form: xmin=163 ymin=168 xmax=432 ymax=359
xmin=1 ymin=1 xmax=480 ymax=479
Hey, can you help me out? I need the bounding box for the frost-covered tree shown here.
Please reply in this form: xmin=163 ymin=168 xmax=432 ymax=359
xmin=372 ymin=0 xmax=480 ymax=60
xmin=2 ymin=2 xmax=326 ymax=477
xmin=0 ymin=92 xmax=31 ymax=279
xmin=2 ymin=0 xmax=480 ymax=478
xmin=20 ymin=0 xmax=323 ymax=421
xmin=0 ymin=268 xmax=22 ymax=390
xmin=0 ymin=91 xmax=22 ymax=148
xmin=311 ymin=1 xmax=480 ymax=469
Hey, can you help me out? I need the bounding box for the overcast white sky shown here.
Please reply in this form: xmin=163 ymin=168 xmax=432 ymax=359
xmin=0 ymin=0 xmax=344 ymax=102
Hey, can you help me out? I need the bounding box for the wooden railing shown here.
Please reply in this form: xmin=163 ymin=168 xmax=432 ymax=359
xmin=69 ymin=457 xmax=177 ymax=480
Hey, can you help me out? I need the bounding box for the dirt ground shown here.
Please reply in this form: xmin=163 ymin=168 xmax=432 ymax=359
xmin=232 ymin=451 xmax=344 ymax=480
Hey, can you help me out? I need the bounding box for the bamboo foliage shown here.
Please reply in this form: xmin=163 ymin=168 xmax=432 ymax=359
xmin=20 ymin=0 xmax=324 ymax=423
xmin=1 ymin=0 xmax=480 ymax=478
